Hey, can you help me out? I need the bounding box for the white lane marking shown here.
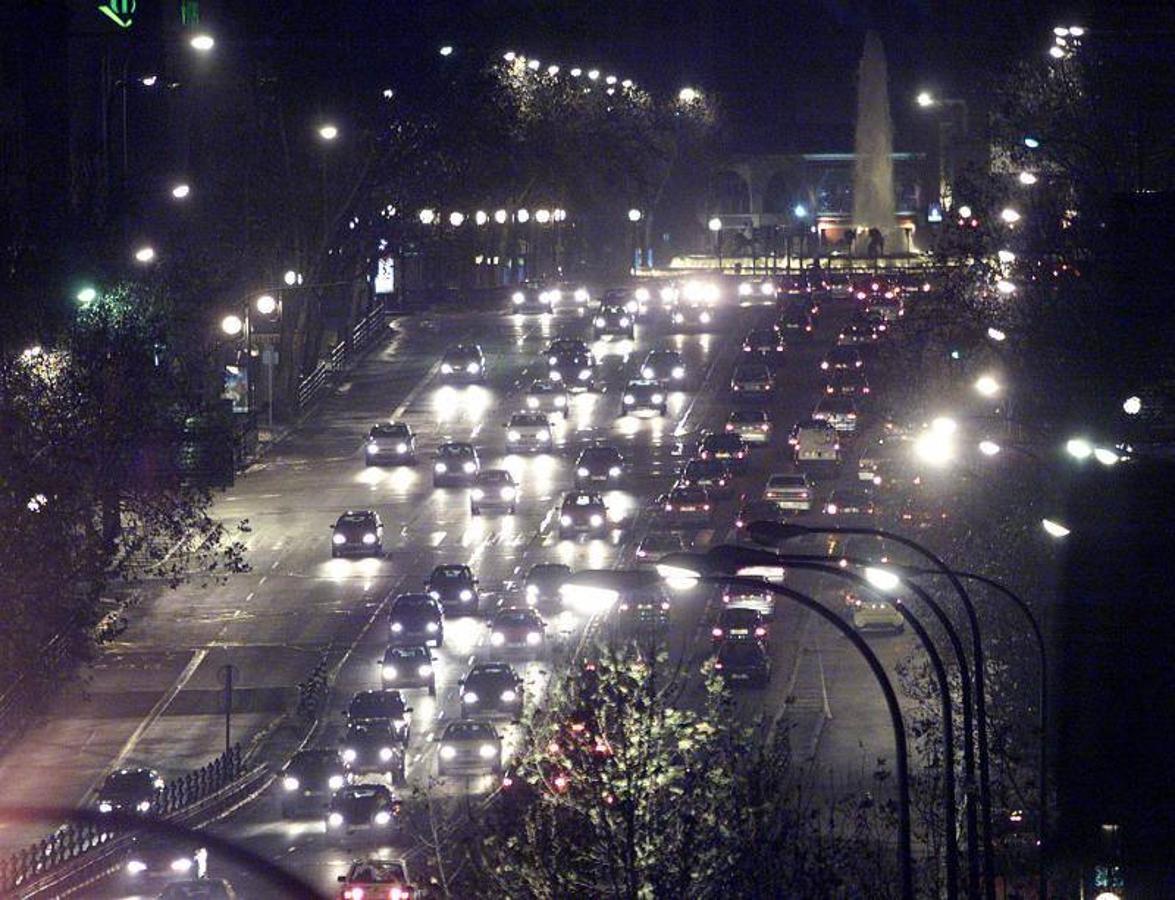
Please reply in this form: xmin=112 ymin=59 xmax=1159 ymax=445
xmin=245 ymin=592 xmax=255 ymax=602
xmin=258 ymin=576 xmax=268 ymax=586
xmin=390 ymin=358 xmax=446 ymax=420
xmin=270 ymin=560 xmax=280 ymax=570
xmin=337 ymin=382 xmax=353 ymax=394
xmin=108 ymin=648 xmax=209 ymax=772
xmin=429 ymin=531 xmax=447 ymax=547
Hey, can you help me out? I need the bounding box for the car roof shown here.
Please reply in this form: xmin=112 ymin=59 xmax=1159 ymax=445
xmin=337 ymin=510 xmax=376 ymax=522
xmin=528 ymin=562 xmax=571 ymax=575
xmin=393 ymin=592 xmax=437 ymax=607
xmin=671 ymin=485 xmax=708 ymax=498
xmin=437 ymin=442 xmax=474 ymax=453
xmin=432 ymin=564 xmax=471 ymax=576
xmin=476 ymin=469 xmax=512 ymax=481
xmin=564 ymin=491 xmax=604 ymax=504
xmin=468 ymin=662 xmax=516 ymax=677
xmin=444 ymin=720 xmax=498 ymax=739
xmin=729 ymin=408 xmax=768 ymax=420
xmin=510 ymin=412 xmax=550 ymax=425
xmin=768 ymin=473 xmax=806 ymax=485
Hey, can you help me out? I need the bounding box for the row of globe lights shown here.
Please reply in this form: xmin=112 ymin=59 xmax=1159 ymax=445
xmin=416 ymin=208 xmax=568 ymax=227
xmin=1048 ymin=24 xmax=1085 ymax=60
xmin=501 ymin=51 xmax=635 ymax=91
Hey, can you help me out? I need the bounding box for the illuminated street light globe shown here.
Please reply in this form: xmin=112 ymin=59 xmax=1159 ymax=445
xmin=134 ymin=245 xmax=156 ymax=264
xmin=1041 ymin=518 xmax=1071 ymax=538
xmin=221 ymin=314 xmax=244 ymax=337
xmin=978 ymin=440 xmax=1002 ymax=456
xmin=449 ymin=211 xmax=465 ymax=227
xmin=439 ymin=45 xmax=453 ymax=57
xmin=527 ymin=59 xmax=540 ymax=71
xmin=570 ymin=68 xmax=582 ymax=77
xmin=189 ymin=33 xmax=215 ymax=52
xmin=996 ymin=279 xmax=1017 ymax=295
xmin=171 ymin=183 xmax=191 ymax=199
xmin=1123 ymin=395 xmax=1142 ymax=415
xmin=535 ymin=209 xmax=551 ymax=224
xmin=475 ymin=210 xmax=488 ymax=226
xmin=503 ymin=51 xmax=516 ymax=62
xmin=493 ymin=209 xmax=508 ymax=224
xmin=916 ymin=91 xmax=934 ymax=107
xmin=986 ymin=327 xmax=1007 ymax=342
xmin=1018 ymin=172 xmax=1038 ymax=185
xmin=1000 ymin=207 xmax=1022 ymax=224
xmin=997 ymin=249 xmax=1016 ymax=263
xmin=708 ymin=217 xmax=722 ymax=232
xmin=318 ymin=124 xmax=339 ymax=141
xmin=628 ymin=208 xmax=642 ymax=222
xmin=678 ymin=87 xmax=698 ymax=102
xmin=793 ymin=203 xmax=808 ymax=218
xmin=255 ymin=294 xmax=278 ymax=316
xmin=1024 ymin=136 xmax=1041 ymax=148
xmin=547 ymin=65 xmax=560 ymax=76
xmin=1065 ymin=438 xmax=1093 ymax=460
xmin=77 ymin=287 xmax=97 ymax=305
xmin=516 ymin=209 xmax=531 ymax=224
xmin=419 ymin=208 xmax=436 ymax=225
xmin=283 ymin=269 xmax=299 ymax=286
xmin=1048 ymin=46 xmax=1066 ymax=59
xmin=974 ymin=375 xmax=1000 ymax=397
xmin=587 ymin=69 xmax=600 ymax=81
xmin=957 ymin=205 xmax=972 ymax=219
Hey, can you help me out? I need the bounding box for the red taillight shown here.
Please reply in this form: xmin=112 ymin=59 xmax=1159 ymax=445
xmin=754 ymin=627 xmax=767 ymax=637
xmin=725 ymin=423 xmax=734 ymax=431
xmin=344 ymin=889 xmax=364 ymax=900
xmin=712 ymin=627 xmax=723 ymax=637
xmin=736 ymin=452 xmax=745 ymax=458
xmin=703 ymin=504 xmax=711 ymax=511
xmin=735 ymin=519 xmax=744 ymax=528
xmin=664 ymin=504 xmax=674 ymax=512
xmin=761 ymin=424 xmax=769 ymax=431
xmin=714 ymin=662 xmax=723 ymax=670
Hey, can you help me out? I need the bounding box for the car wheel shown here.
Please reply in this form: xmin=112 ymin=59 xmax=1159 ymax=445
xmin=509 ymin=505 xmax=516 ymax=515
xmin=394 ymin=763 xmax=406 ymax=786
xmin=471 ymin=505 xmax=481 ymax=515
xmin=437 ymin=764 xmax=446 ymax=777
xmin=331 ymin=549 xmax=339 ymax=559
xmin=428 ymin=682 xmax=436 ymax=697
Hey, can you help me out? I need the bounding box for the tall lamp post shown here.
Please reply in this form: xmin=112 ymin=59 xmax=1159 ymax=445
xmin=916 ymin=91 xmax=969 ymax=211
xmin=708 ymin=216 xmax=723 ymax=272
xmin=628 ymin=208 xmax=643 ymax=275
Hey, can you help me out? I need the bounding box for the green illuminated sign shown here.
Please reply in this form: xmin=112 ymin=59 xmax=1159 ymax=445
xmin=98 ymin=0 xmax=135 ymax=28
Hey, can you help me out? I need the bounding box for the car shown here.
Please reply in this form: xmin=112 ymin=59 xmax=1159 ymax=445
xmin=634 ymin=530 xmax=688 ymax=564
xmin=857 ymin=434 xmax=904 ymax=485
xmin=714 ymin=640 xmax=771 ymax=687
xmin=897 ymin=493 xmax=951 ymax=529
xmin=159 ymin=879 xmax=239 ymax=900
xmin=510 ymin=286 xmax=555 ymax=314
xmin=857 ymin=306 xmax=891 ymax=336
xmin=95 ymin=767 xmax=164 ymax=815
xmin=433 ymin=442 xmax=480 ymax=486
xmin=822 ymin=272 xmax=854 ymax=298
xmin=726 ymin=408 xmax=773 ymax=445
xmin=340 ymin=720 xmax=406 ymax=781
xmin=345 ymin=689 xmax=411 ymax=744
xmin=820 ymin=345 xmax=863 ymax=372
xmin=836 ymin=320 xmax=880 ymax=345
xmin=655 ymin=281 xmax=681 ymax=310
xmin=331 ymin=510 xmax=383 ymax=557
xmin=763 ymin=473 xmax=813 ymax=511
xmin=631 ymin=284 xmax=658 ymax=317
xmin=279 ymin=749 xmax=347 ymax=818
xmin=681 ymin=458 xmax=734 ymax=498
xmin=719 ymin=578 xmax=777 ymax=619
xmin=791 ymin=419 xmax=842 ymax=469
xmin=460 ymin=662 xmax=523 ymax=719
xmin=661 ymin=485 xmax=711 ymax=526
xmin=711 ymin=607 xmax=769 ymax=644
xmin=471 ymin=469 xmax=518 ymax=515
xmin=523 ymin=562 xmax=571 ymax=606
xmin=741 ymin=328 xmax=787 ymax=362
xmin=365 ymin=422 xmax=416 ymax=465
xmin=775 ymin=307 xmax=815 ymax=337
xmin=621 ymin=379 xmax=668 ymax=416
xmin=558 ymin=491 xmax=609 ymax=538
xmin=699 ymin=432 xmax=749 ymax=471
xmin=593 ymin=303 xmax=635 ymax=338
xmin=670 ymin=303 xmax=716 ymax=329
xmin=737 ymin=278 xmax=778 ymax=301
xmin=426 ymin=564 xmax=480 ymax=614
xmin=640 ymin=349 xmax=687 ymax=384
xmin=616 ymin=586 xmax=672 ymax=629
xmin=326 ymin=783 xmax=400 ymax=832
xmin=440 ymin=344 xmax=486 ymax=382
xmin=489 ymin=607 xmax=547 ymax=650
xmin=850 ymin=595 xmax=905 ymax=633
xmin=438 ymin=720 xmax=505 ymax=776
xmin=865 ymin=291 xmax=904 ymax=322
xmin=602 ymin=286 xmax=641 ymax=315
xmin=734 ymin=498 xmax=788 ymax=531
xmin=812 ymin=396 xmax=860 ymax=433
xmin=575 ymin=445 xmax=624 ymax=488
xmin=545 ymin=338 xmax=591 ymax=360
xmin=336 ymin=859 xmax=413 ymax=900
xmin=505 ymin=411 xmax=555 ymax=453
xmin=389 ymin=593 xmax=444 ymax=646
xmin=834 ymin=534 xmax=892 ymax=568
xmin=824 ymin=368 xmax=872 ymax=397
xmin=823 ymin=488 xmax=877 ymax=517
xmin=524 ymin=380 xmax=569 ymax=417
xmin=380 ymin=645 xmax=437 ymax=695
xmin=679 ymin=277 xmax=722 ymax=307
xmin=780 ymin=293 xmax=820 ymax=319
xmin=730 ymin=363 xmax=774 ymax=396
xmin=548 ymin=350 xmax=597 ymax=390
xmin=121 ymin=838 xmax=208 ymax=889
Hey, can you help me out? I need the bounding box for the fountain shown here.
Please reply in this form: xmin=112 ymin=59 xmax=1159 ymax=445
xmin=852 ymin=31 xmax=896 ymax=257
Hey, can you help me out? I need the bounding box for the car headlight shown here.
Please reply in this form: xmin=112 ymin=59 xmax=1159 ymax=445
xmin=761 ymin=282 xmax=775 ymax=295
xmin=479 ymin=743 xmax=498 ymax=759
xmin=671 ymin=366 xmax=685 ymax=379
xmin=328 ymin=774 xmax=344 ymax=790
xmin=136 ymin=799 xmax=151 ymax=812
xmin=641 ymin=367 xmax=654 ymax=379
xmin=538 ymin=431 xmax=550 ymax=441
xmin=577 ymin=466 xmax=590 ymax=477
xmin=171 ymin=857 xmax=193 ymax=873
xmin=383 ymin=665 xmax=398 ymax=680
xmin=126 ymin=860 xmax=148 ymax=875
xmin=507 ymin=430 xmax=521 ymax=442
xmin=700 ymin=311 xmax=711 ymax=323
xmin=574 ymin=288 xmax=589 ymax=302
xmin=651 ymin=393 xmax=664 ymax=404
xmin=673 ymin=312 xmax=684 ymax=322
xmin=549 ymin=370 xmax=563 ymax=381
xmin=526 ymin=584 xmax=539 ymax=598
xmin=462 ymin=461 xmax=476 ymax=473
xmin=549 ymin=289 xmax=562 ymax=302
xmin=463 ymin=691 xmax=478 ymax=703
xmin=609 ymin=466 xmax=621 ymax=476
xmin=362 ymin=533 xmax=377 ymax=545
xmin=501 ymin=487 xmax=516 ymax=500
xmin=466 ymin=362 xmax=480 ymax=374
xmin=501 ymin=689 xmax=517 ymax=703
xmin=460 ymin=589 xmax=473 ymax=601
xmin=491 ymin=631 xmax=505 ymax=646
xmin=512 ymin=292 xmax=525 ymax=304
xmin=390 ymin=622 xmax=403 ymax=633
xmin=594 ymin=317 xmax=605 ymax=327
xmin=283 ymin=776 xmax=300 ymax=792
xmin=440 ymin=745 xmax=457 ymax=760
xmin=623 ymin=394 xmax=635 ymax=405
xmin=374 ymin=810 xmax=392 ymax=825
xmin=379 ymin=747 xmax=394 ymax=762
xmin=578 ymin=369 xmax=591 ymax=380
xmin=332 ymin=532 xmax=346 ymax=545
xmin=342 ymin=748 xmax=357 ymax=763
xmin=98 ymin=801 xmax=113 ymax=813
xmin=434 ymin=462 xmax=447 ymax=473
xmin=418 ymin=664 xmax=433 ymax=677
xmin=589 ymin=514 xmax=603 ymax=527
xmin=526 ymin=396 xmax=539 ymax=409
xmin=396 ymin=442 xmax=408 ymax=453
xmin=560 ymin=514 xmax=572 ymax=526
xmin=554 ymin=394 xmax=566 ymax=407
xmin=619 ymin=317 xmax=630 ymax=327
xmin=625 ymin=300 xmax=638 ymax=313
xmin=738 ymin=283 xmax=753 ymax=296
xmin=428 ymin=590 xmax=441 ymax=599
xmin=472 ymin=488 xmax=485 ymax=500
xmin=635 ymin=287 xmax=650 ymax=302
xmin=526 ymin=631 xmax=542 ymax=645
xmin=367 ymin=443 xmax=378 ymax=453
xmin=328 ymin=811 xmax=344 ymax=828
xmin=426 ymin=621 xmax=439 ymax=633
xmin=826 ymin=504 xmax=838 ymax=515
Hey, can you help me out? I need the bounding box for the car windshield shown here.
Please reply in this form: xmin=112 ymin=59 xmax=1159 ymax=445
xmin=349 ymin=862 xmax=407 ymax=884
xmin=529 ymin=382 xmax=557 ymax=393
xmin=818 ymin=398 xmax=855 ymax=413
xmin=746 ymin=330 xmax=776 ymax=345
xmin=103 ymin=770 xmax=153 ymax=793
xmin=686 ymin=460 xmax=724 ymax=476
xmin=510 ymin=413 xmax=549 ymax=427
xmin=719 ymin=608 xmax=760 ymax=626
xmin=641 ymin=533 xmax=684 ymax=551
xmin=159 ymin=884 xmax=232 ymax=900
xmin=384 ymin=646 xmax=426 ymax=662
xmin=437 ymin=444 xmax=471 ymax=458
xmin=288 ymin=750 xmax=339 ymax=774
xmin=371 ymin=423 xmax=410 ymax=438
xmin=337 ymin=512 xmax=372 ymax=526
xmin=432 ymin=567 xmax=470 ymax=580
xmin=349 ymin=692 xmax=405 ymax=718
xmin=446 ymin=722 xmax=495 ymax=741
xmin=704 ymin=434 xmax=742 ymax=449
xmin=394 ymin=594 xmax=434 ymax=611
xmin=730 ymin=410 xmax=767 ymax=424
xmin=581 ymin=448 xmax=620 ymax=463
xmin=672 ymin=487 xmax=707 ymax=502
xmin=496 ymin=610 xmax=537 ymax=626
xmin=568 ymin=494 xmax=601 ymax=506
xmin=769 ymin=476 xmax=805 ymax=488
xmin=528 ymin=565 xmax=570 ymax=583
xmin=477 ymin=470 xmax=511 ymax=485
xmin=734 ymin=365 xmax=770 ymax=379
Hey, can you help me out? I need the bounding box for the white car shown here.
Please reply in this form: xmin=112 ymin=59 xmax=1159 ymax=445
xmin=726 ymin=408 xmax=773 ymax=445
xmin=524 ymin=380 xmax=569 ymax=417
xmin=505 ymin=412 xmax=554 ymax=453
xmin=851 ymin=596 xmax=905 ymax=633
xmin=791 ymin=419 xmax=842 ymax=467
xmin=762 ymin=473 xmax=813 ymax=511
xmin=812 ymin=397 xmax=859 ymax=434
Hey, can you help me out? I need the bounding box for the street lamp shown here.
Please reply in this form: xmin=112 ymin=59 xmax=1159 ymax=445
xmin=793 ymin=203 xmax=808 ymax=218
xmin=678 ymin=86 xmax=698 ymax=102
xmin=449 ymin=211 xmax=465 ymax=227
xmin=76 ymin=287 xmax=98 ymax=305
xmin=493 ymin=209 xmax=508 ymax=224
xmin=516 ymin=209 xmax=530 ymax=224
xmin=1093 ymin=447 xmax=1120 ymax=466
xmin=535 ymin=208 xmax=551 ymax=224
xmin=283 ymin=269 xmax=301 ymax=286
xmin=987 ymin=327 xmax=1007 ymax=342
xmin=475 ymin=210 xmax=488 ymax=226
xmin=171 ymin=183 xmax=191 ymax=200
xmin=255 ymin=294 xmax=277 ymax=316
xmin=996 ymin=279 xmax=1016 ymax=295
xmin=978 ymin=440 xmax=1002 ymax=456
xmin=1065 ymin=438 xmax=1094 ymax=460
xmin=587 ymin=69 xmax=600 ymax=81
xmin=1122 ymin=395 xmax=1141 ymax=415
xmin=1041 ymin=518 xmax=1071 ymax=538
xmin=997 ymin=249 xmax=1016 ymax=263
xmin=134 ymin=245 xmax=156 ymax=264
xmin=916 ymin=90 xmax=935 ymax=108
xmin=708 ymin=216 xmax=723 ymax=272
xmin=439 ymin=45 xmax=453 ymax=57
xmin=189 ymin=33 xmax=215 ymax=52
xmin=974 ymin=374 xmax=1001 ymax=397
xmin=317 ymin=123 xmax=339 ymax=141
xmin=1000 ymin=207 xmax=1021 ymax=224
xmin=957 ymin=205 xmax=973 ymax=219
xmin=547 ymin=65 xmax=559 ymax=76
xmin=628 ymin=208 xmax=642 ymax=222
xmin=220 ymin=314 xmax=244 ymax=337
xmin=1018 ymin=171 xmax=1038 ymax=185
xmin=419 ymin=208 xmax=436 ymax=225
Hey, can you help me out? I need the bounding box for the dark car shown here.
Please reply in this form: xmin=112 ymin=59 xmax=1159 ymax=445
xmin=621 ymin=379 xmax=668 ymax=416
xmin=95 ymin=766 xmax=164 ymax=815
xmin=730 ymin=363 xmax=775 ymax=396
xmin=661 ymin=485 xmax=711 ymax=527
xmin=471 ymin=469 xmax=518 ymax=515
xmin=365 ymin=422 xmax=416 ymax=465
xmin=824 ymin=368 xmax=871 ymax=398
xmin=337 ymin=860 xmax=413 ymax=900
xmin=122 ymin=838 xmax=208 ymax=888
xmin=775 ymin=307 xmax=815 ymax=337
xmin=460 ymin=662 xmax=523 ymax=719
xmin=714 ymin=640 xmax=771 ymax=687
xmin=489 ymin=607 xmax=547 ymax=651
xmin=345 ymin=689 xmax=411 ymax=744
xmin=440 ymin=344 xmax=486 ymax=382
xmin=734 ymin=498 xmax=788 ymax=531
xmin=549 ymin=350 xmax=596 ymax=391
xmin=340 ymin=720 xmax=406 ymax=781
xmin=820 ymin=345 xmax=864 ymax=372
xmin=558 ymin=491 xmax=609 ymax=538
xmin=594 ymin=303 xmax=635 ymax=338
xmin=331 ymin=510 xmax=383 ymax=558
xmin=711 ymin=607 xmax=769 ymax=644
xmin=326 ymin=783 xmax=400 ymax=833
xmin=897 ymin=493 xmax=951 ymax=530
xmin=433 ymin=442 xmax=480 ymax=486
xmin=575 ymin=445 xmax=624 ymax=488
xmin=837 ymin=320 xmax=881 ymax=346
xmin=823 ymin=488 xmax=877 ymax=517
xmin=159 ymin=880 xmax=238 ymax=900
xmin=380 ymin=645 xmax=437 ymax=695
xmin=545 ymin=338 xmax=591 ymax=361
xmin=812 ymin=396 xmax=860 ymax=433
xmin=510 ymin=286 xmax=555 ymax=314
xmin=523 ymin=563 xmax=571 ymax=606
xmin=438 ymin=720 xmax=504 ymax=776
xmin=426 ymin=564 xmax=480 ymax=614
xmin=389 ymin=593 xmax=444 ymax=647
xmin=634 ymin=530 xmax=688 ymax=564
xmin=616 ymin=585 xmax=671 ymax=629
xmin=279 ymin=749 xmax=347 ymax=818
xmin=741 ymin=328 xmax=787 ymax=362
xmin=681 ymin=458 xmax=734 ymax=498
xmin=699 ymin=432 xmax=749 ymax=472
xmin=640 ymin=349 xmax=686 ymax=384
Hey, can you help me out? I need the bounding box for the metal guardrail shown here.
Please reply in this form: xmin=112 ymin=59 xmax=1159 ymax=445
xmin=0 ymin=745 xmax=249 ymax=896
xmin=296 ymin=304 xmax=388 ymax=411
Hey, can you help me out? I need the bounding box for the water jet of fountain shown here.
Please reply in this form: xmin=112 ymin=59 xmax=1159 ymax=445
xmin=853 ymin=31 xmax=896 ymax=258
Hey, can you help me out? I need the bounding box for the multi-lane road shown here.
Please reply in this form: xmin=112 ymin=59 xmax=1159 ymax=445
xmin=0 ymin=282 xmax=916 ymax=897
